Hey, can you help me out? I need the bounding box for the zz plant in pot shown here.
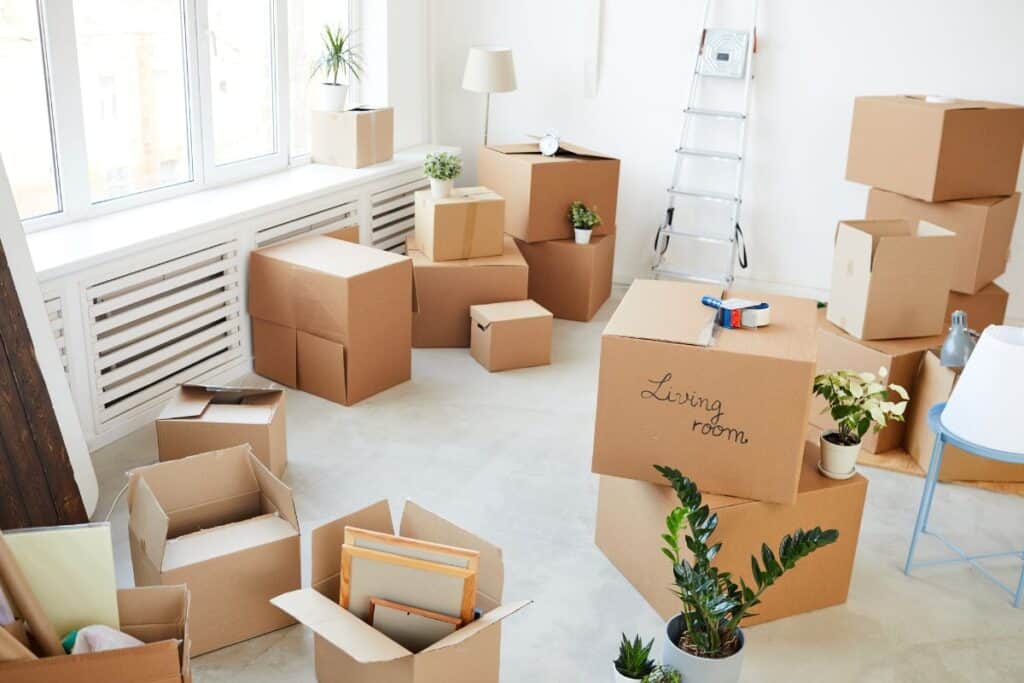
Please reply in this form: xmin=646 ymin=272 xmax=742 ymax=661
xmin=812 ymin=367 xmax=909 ymax=479
xmin=311 ymin=25 xmax=363 ymax=112
xmin=655 ymin=465 xmax=839 ymax=683
xmin=423 ymin=152 xmax=462 ymax=199
xmin=568 ymin=200 xmax=601 ymax=244
xmin=613 ymin=633 xmax=655 ymax=681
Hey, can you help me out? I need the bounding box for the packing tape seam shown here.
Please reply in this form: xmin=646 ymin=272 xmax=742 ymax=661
xmin=461 ymin=202 xmax=480 ymax=259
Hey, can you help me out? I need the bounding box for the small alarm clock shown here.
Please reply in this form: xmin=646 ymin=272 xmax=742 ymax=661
xmin=538 ymin=131 xmax=560 ymax=156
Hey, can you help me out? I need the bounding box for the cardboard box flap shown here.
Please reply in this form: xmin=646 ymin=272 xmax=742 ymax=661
xmin=258 ymin=233 xmax=410 ymax=279
xmin=250 ymin=452 xmax=299 ymax=530
xmin=429 ymin=186 xmax=503 ymax=205
xmin=836 ymin=220 xmax=954 ymax=270
xmin=895 ymin=95 xmax=1020 ymax=111
xmin=470 ymin=300 xmax=552 ymax=328
xmin=117 ymin=586 xmax=188 ymax=631
xmin=129 ymin=477 xmax=169 ymax=570
xmin=406 ymin=235 xmax=525 ymax=269
xmin=160 ymin=384 xmax=281 ymax=420
xmin=312 ymin=500 xmax=395 ymax=594
xmin=486 ymin=142 xmax=613 ymax=161
xmin=271 ymin=589 xmax=413 ymax=663
xmin=128 ymin=445 xmax=259 ymax=514
xmin=162 ymin=512 xmax=296 ymax=571
xmin=603 ymin=279 xmax=719 ymax=347
xmin=419 ymin=599 xmax=531 ymax=654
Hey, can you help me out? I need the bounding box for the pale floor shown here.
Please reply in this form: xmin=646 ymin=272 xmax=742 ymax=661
xmin=92 ymin=288 xmax=1024 ymax=682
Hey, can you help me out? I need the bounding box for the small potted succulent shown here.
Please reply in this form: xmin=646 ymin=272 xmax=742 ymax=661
xmin=655 ymin=465 xmax=839 ymax=683
xmin=642 ymin=665 xmax=682 ymax=683
xmin=613 ymin=633 xmax=655 ymax=682
xmin=311 ymin=25 xmax=363 ymax=112
xmin=423 ymin=152 xmax=462 ymax=199
xmin=812 ymin=367 xmax=909 ymax=479
xmin=568 ymin=200 xmax=601 ymax=244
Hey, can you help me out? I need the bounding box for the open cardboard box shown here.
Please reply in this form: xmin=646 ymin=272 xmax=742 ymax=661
xmin=127 ymin=445 xmax=300 ymax=655
xmin=311 ymin=107 xmax=394 ymax=169
xmin=470 ymin=300 xmax=553 ymax=372
xmin=271 ymin=500 xmax=529 ymax=683
xmin=414 ymin=187 xmax=505 ymax=262
xmin=515 ymin=234 xmax=614 ymax=322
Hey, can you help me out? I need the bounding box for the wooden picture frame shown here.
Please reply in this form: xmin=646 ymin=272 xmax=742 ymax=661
xmin=367 ymin=597 xmax=460 ymax=652
xmin=344 ymin=526 xmax=480 ymax=571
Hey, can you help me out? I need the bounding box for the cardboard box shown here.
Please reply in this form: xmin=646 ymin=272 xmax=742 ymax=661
xmin=595 ymin=441 xmax=867 ymax=626
xmin=477 ymin=143 xmax=619 ymax=242
xmin=947 ymin=283 xmax=1009 ymax=333
xmin=249 ymin=232 xmax=413 ymax=405
xmin=408 ymin=236 xmax=528 ymax=348
xmin=827 ymin=219 xmax=956 ymax=340
xmin=515 ymin=234 xmax=615 ymax=322
xmin=127 ymin=445 xmax=300 ymax=655
xmin=592 ymin=279 xmax=817 ymax=504
xmin=0 ymin=586 xmax=192 ymax=683
xmin=846 ymin=95 xmax=1024 ymax=201
xmin=414 ymin=187 xmax=505 ymax=262
xmin=311 ymin=107 xmax=394 ymax=169
xmin=156 ymin=384 xmax=287 ymax=477
xmin=470 ymin=300 xmax=553 ymax=372
xmin=866 ymin=188 xmax=1020 ymax=294
xmin=906 ymin=351 xmax=1024 ymax=482
xmin=270 ymin=500 xmax=530 ymax=683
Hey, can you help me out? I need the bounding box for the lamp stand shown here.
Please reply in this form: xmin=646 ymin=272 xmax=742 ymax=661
xmin=483 ymin=93 xmax=491 ymax=147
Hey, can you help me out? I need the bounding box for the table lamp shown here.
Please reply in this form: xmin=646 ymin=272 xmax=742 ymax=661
xmin=462 ymin=46 xmax=517 ymax=146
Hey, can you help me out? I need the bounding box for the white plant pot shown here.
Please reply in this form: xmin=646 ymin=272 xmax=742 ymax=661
xmin=819 ymin=430 xmax=861 ymax=479
xmin=318 ymin=83 xmax=348 ymax=112
xmin=662 ymin=615 xmax=744 ymax=683
xmin=574 ymin=228 xmax=593 ymax=245
xmin=430 ymin=178 xmax=454 ymax=199
xmin=612 ymin=664 xmax=643 ymax=682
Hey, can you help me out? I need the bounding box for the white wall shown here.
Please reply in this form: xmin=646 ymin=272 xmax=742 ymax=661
xmin=427 ymin=0 xmax=1024 ymax=321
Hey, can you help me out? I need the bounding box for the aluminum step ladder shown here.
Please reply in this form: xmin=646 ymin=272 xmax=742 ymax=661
xmin=652 ymin=0 xmax=759 ymax=287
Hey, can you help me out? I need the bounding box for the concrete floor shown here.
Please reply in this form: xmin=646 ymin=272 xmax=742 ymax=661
xmin=92 ymin=287 xmax=1024 ymax=681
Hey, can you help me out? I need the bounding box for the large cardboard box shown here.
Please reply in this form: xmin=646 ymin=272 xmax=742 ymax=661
xmin=470 ymin=300 xmax=553 ymax=372
xmin=477 ymin=143 xmax=619 ymax=242
xmin=311 ymin=107 xmax=394 ymax=169
xmin=592 ymin=279 xmax=817 ymax=504
xmin=595 ymin=441 xmax=867 ymax=626
xmin=408 ymin=236 xmax=528 ymax=348
xmin=0 ymin=586 xmax=192 ymax=683
xmin=846 ymin=95 xmax=1024 ymax=201
xmin=156 ymin=384 xmax=287 ymax=477
xmin=946 ymin=283 xmax=1009 ymax=333
xmin=270 ymin=500 xmax=530 ymax=683
xmin=127 ymin=445 xmax=300 ymax=655
xmin=515 ymin=234 xmax=615 ymax=322
xmin=827 ymin=219 xmax=956 ymax=340
xmin=905 ymin=351 xmax=1024 ymax=482
xmin=414 ymin=187 xmax=505 ymax=262
xmin=866 ymin=188 xmax=1020 ymax=294
xmin=249 ymin=232 xmax=413 ymax=405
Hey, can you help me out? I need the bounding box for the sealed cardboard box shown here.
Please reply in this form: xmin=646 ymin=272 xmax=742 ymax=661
xmin=408 ymin=236 xmax=528 ymax=347
xmin=470 ymin=300 xmax=553 ymax=372
xmin=311 ymin=107 xmax=394 ymax=169
xmin=595 ymin=441 xmax=867 ymax=626
xmin=947 ymin=283 xmax=1009 ymax=333
xmin=846 ymin=96 xmax=1024 ymax=201
xmin=414 ymin=187 xmax=505 ymax=262
xmin=827 ymin=219 xmax=956 ymax=340
xmin=477 ymin=143 xmax=619 ymax=242
xmin=515 ymin=234 xmax=614 ymax=322
xmin=270 ymin=500 xmax=530 ymax=683
xmin=249 ymin=232 xmax=413 ymax=405
xmin=866 ymin=188 xmax=1020 ymax=294
xmin=592 ymin=279 xmax=817 ymax=504
xmin=0 ymin=586 xmax=192 ymax=683
xmin=127 ymin=445 xmax=300 ymax=655
xmin=156 ymin=384 xmax=287 ymax=477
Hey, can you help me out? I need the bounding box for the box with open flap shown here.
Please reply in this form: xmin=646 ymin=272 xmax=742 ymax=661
xmin=127 ymin=444 xmax=300 ymax=656
xmin=470 ymin=299 xmax=552 ymax=372
xmin=514 ymin=233 xmax=614 ymax=322
xmin=591 ymin=279 xmax=817 ymax=504
xmin=270 ymin=499 xmax=530 ymax=683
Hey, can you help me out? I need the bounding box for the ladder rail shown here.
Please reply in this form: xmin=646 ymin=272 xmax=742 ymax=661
xmin=724 ymin=0 xmax=759 ymax=275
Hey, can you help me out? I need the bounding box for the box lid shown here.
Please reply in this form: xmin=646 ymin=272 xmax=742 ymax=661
xmin=862 ymin=95 xmax=1024 ymax=113
xmin=485 ymin=141 xmax=616 ymax=163
xmin=406 ymin=235 xmax=526 ymax=269
xmin=418 ymin=186 xmax=503 ymax=206
xmin=470 ymin=300 xmax=552 ymax=328
xmin=159 ymin=383 xmax=282 ymax=420
xmin=603 ymin=279 xmax=719 ymax=347
xmin=255 ymin=233 xmax=409 ymax=279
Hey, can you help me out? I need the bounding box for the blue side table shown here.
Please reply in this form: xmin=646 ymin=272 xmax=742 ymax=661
xmin=904 ymin=402 xmax=1024 ymax=607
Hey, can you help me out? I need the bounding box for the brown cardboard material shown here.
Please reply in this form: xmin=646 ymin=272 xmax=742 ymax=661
xmin=866 ymin=188 xmax=1020 ymax=294
xmin=592 ymin=279 xmax=817 ymax=504
xmin=249 ymin=232 xmax=412 ymax=405
xmin=470 ymin=300 xmax=552 ymax=372
xmin=827 ymin=219 xmax=956 ymax=340
xmin=414 ymin=187 xmax=505 ymax=262
xmin=408 ymin=236 xmax=528 ymax=348
xmin=595 ymin=441 xmax=867 ymax=626
xmin=156 ymin=384 xmax=287 ymax=477
xmin=311 ymin=107 xmax=395 ymax=169
xmin=946 ymin=283 xmax=1009 ymax=333
xmin=514 ymin=234 xmax=615 ymax=322
xmin=477 ymin=143 xmax=620 ymax=242
xmin=846 ymin=95 xmax=1024 ymax=201
xmin=270 ymin=500 xmax=530 ymax=683
xmin=127 ymin=445 xmax=300 ymax=656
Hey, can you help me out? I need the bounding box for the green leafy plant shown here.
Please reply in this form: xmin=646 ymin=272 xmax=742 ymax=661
xmin=656 ymin=465 xmax=839 ymax=659
xmin=614 ymin=633 xmax=655 ymax=679
xmin=311 ymin=26 xmax=363 ymax=85
xmin=642 ymin=664 xmax=682 ymax=683
xmin=812 ymin=367 xmax=909 ymax=446
xmin=568 ymin=201 xmax=601 ymax=230
xmin=423 ymin=152 xmax=462 ymax=181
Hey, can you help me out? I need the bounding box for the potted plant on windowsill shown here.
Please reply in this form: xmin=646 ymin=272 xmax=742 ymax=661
xmin=812 ymin=368 xmax=909 ymax=479
xmin=423 ymin=152 xmax=462 ymax=199
xmin=613 ymin=633 xmax=655 ymax=682
xmin=311 ymin=25 xmax=363 ymax=112
xmin=654 ymin=465 xmax=839 ymax=683
xmin=568 ymin=200 xmax=601 ymax=244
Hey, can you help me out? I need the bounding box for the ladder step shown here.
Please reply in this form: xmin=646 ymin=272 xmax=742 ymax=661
xmin=667 ymin=188 xmax=740 ymax=204
xmin=653 ymin=264 xmax=734 ymax=287
xmin=676 ymin=146 xmax=742 ymax=161
xmin=685 ymin=107 xmax=747 ymax=120
xmin=659 ymin=228 xmax=734 ymax=245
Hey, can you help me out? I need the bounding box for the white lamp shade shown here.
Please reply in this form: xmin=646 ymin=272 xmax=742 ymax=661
xmin=941 ymin=325 xmax=1024 ymax=454
xmin=462 ymin=46 xmax=517 ymax=93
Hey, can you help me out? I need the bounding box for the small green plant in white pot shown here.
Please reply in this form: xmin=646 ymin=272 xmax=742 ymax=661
xmin=311 ymin=26 xmax=363 ymax=112
xmin=423 ymin=152 xmax=462 ymax=199
xmin=613 ymin=633 xmax=655 ymax=682
xmin=812 ymin=367 xmax=909 ymax=479
xmin=642 ymin=664 xmax=682 ymax=683
xmin=568 ymin=200 xmax=601 ymax=244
